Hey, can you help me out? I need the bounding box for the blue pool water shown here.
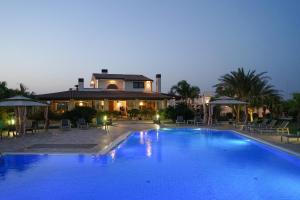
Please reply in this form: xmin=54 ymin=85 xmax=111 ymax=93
xmin=1 ymin=128 xmax=300 ymax=200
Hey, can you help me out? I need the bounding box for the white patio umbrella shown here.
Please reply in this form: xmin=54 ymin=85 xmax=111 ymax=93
xmin=0 ymin=96 xmax=48 ymax=135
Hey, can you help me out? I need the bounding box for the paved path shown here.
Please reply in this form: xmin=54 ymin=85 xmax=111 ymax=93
xmin=0 ymin=122 xmax=157 ymax=154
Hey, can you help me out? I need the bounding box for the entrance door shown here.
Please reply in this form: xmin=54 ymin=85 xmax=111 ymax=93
xmin=109 ymin=101 xmax=114 ymax=112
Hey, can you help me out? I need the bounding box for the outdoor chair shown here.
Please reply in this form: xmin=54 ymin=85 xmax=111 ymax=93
xmin=60 ymin=119 xmax=71 ymax=130
xmin=257 ymin=118 xmax=269 ymax=128
xmin=77 ymin=118 xmax=89 ymax=129
xmin=7 ymin=125 xmax=16 ymax=137
xmin=176 ymin=116 xmax=186 ymax=125
xmin=256 ymin=119 xmax=277 ymax=133
xmin=259 ymin=121 xmax=289 ymax=134
xmin=25 ymin=120 xmax=35 ymax=134
xmin=248 ymin=118 xmax=269 ymax=132
xmin=244 ymin=118 xmax=258 ymax=131
xmin=194 ymin=116 xmax=204 ymax=126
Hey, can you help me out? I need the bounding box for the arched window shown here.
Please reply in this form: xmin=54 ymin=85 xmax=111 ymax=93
xmin=107 ymin=84 xmax=118 ymax=90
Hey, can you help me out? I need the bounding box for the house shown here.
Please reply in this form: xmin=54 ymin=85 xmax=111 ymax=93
xmin=36 ymin=69 xmax=173 ymax=115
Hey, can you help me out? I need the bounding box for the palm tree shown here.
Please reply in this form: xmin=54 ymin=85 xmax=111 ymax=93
xmin=13 ymin=83 xmax=35 ymax=97
xmin=0 ymin=82 xmax=34 ymax=99
xmin=215 ymin=68 xmax=280 ymax=121
xmin=170 ymin=80 xmax=200 ymax=106
xmin=0 ymin=81 xmax=10 ymax=99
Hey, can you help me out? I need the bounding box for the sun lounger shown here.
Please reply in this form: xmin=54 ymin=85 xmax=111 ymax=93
xmin=244 ymin=118 xmax=258 ymax=131
xmin=245 ymin=118 xmax=268 ymax=132
xmin=259 ymin=121 xmax=289 ymax=134
xmin=176 ymin=116 xmax=186 ymax=125
xmin=25 ymin=120 xmax=35 ymax=134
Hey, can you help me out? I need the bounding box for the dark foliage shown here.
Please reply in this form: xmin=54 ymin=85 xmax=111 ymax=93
xmin=165 ymin=103 xmax=194 ymax=122
xmin=63 ymin=106 xmax=96 ymax=125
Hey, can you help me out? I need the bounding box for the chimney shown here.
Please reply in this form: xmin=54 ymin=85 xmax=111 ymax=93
xmin=156 ymin=74 xmax=161 ymax=93
xmin=78 ymin=78 xmax=84 ymax=91
xmin=101 ymin=69 xmax=108 ymax=74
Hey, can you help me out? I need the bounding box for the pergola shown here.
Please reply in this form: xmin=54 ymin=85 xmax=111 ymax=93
xmin=0 ymin=96 xmax=48 ymax=135
xmin=207 ymin=96 xmax=248 ymax=126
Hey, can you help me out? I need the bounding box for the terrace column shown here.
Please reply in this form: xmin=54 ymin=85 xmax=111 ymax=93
xmin=69 ymin=99 xmax=75 ymax=111
xmin=203 ymin=99 xmax=207 ymax=125
xmin=162 ymin=99 xmax=167 ymax=109
xmin=104 ymin=99 xmax=109 ymax=111
xmin=134 ymin=99 xmax=139 ymax=109
xmin=156 ymin=101 xmax=161 ymax=110
xmin=244 ymin=104 xmax=248 ymax=124
xmin=208 ymin=104 xmax=214 ymax=126
xmin=208 ymin=104 xmax=211 ymax=126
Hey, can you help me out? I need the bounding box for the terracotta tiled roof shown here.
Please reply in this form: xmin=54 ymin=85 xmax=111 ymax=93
xmin=92 ymin=73 xmax=153 ymax=81
xmin=35 ymin=90 xmax=175 ymax=100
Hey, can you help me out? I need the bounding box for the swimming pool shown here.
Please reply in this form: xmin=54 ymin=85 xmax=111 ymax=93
xmin=1 ymin=128 xmax=300 ymax=200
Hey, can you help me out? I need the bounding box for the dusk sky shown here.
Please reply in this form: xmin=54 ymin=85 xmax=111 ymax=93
xmin=0 ymin=0 xmax=299 ymax=98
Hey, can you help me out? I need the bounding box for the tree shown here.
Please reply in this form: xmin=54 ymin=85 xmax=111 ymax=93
xmin=170 ymin=80 xmax=200 ymax=106
xmin=0 ymin=81 xmax=11 ymax=99
xmin=0 ymin=81 xmax=34 ymax=99
xmin=0 ymin=81 xmax=36 ymax=127
xmin=63 ymin=106 xmax=97 ymax=126
xmin=14 ymin=83 xmax=35 ymax=97
xmin=214 ymin=68 xmax=281 ymax=121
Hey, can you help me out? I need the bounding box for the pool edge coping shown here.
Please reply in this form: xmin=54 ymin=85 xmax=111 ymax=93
xmin=3 ymin=127 xmax=300 ymax=159
xmin=97 ymin=131 xmax=132 ymax=155
xmin=231 ymin=129 xmax=300 ymax=158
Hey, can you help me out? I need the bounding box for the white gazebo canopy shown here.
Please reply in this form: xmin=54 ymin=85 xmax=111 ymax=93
xmin=209 ymin=96 xmax=248 ymax=105
xmin=0 ymin=96 xmax=48 ymax=107
xmin=207 ymin=96 xmax=248 ymax=125
xmin=0 ymin=96 xmax=48 ymax=135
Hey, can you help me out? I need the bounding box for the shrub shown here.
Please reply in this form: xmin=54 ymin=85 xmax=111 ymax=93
xmin=96 ymin=111 xmax=109 ymax=118
xmin=63 ymin=106 xmax=96 ymax=125
xmin=108 ymin=111 xmax=121 ymax=119
xmin=127 ymin=109 xmax=140 ymax=119
xmin=165 ymin=103 xmax=194 ymax=122
xmin=0 ymin=108 xmax=10 ymax=123
xmin=28 ymin=110 xmax=63 ymax=121
xmin=140 ymin=108 xmax=155 ymax=120
xmin=157 ymin=109 xmax=167 ymax=120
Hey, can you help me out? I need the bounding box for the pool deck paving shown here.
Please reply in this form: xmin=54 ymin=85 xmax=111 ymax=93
xmin=0 ymin=121 xmax=158 ymax=154
xmin=0 ymin=121 xmax=300 ymax=156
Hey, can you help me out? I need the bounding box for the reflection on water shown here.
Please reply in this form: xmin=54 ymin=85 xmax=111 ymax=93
xmin=156 ymin=130 xmax=159 ymax=141
xmin=139 ymin=131 xmax=144 ymax=144
xmin=0 ymin=154 xmax=48 ymax=178
xmin=146 ymin=138 xmax=152 ymax=157
xmin=138 ymin=131 xmax=154 ymax=158
xmin=110 ymin=149 xmax=116 ymax=160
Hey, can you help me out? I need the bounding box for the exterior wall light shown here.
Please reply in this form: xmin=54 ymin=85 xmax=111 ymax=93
xmin=103 ymin=115 xmax=107 ymax=122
